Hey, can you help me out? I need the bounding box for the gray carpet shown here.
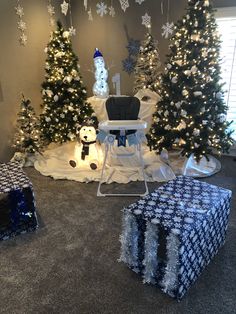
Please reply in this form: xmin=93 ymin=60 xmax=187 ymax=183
xmin=0 ymin=156 xmax=236 ymax=314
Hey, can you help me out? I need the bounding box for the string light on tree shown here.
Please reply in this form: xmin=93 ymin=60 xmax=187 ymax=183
xmin=148 ymin=0 xmax=234 ymax=162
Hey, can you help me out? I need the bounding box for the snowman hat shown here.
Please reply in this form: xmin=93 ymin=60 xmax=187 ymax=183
xmin=93 ymin=48 xmax=103 ymax=59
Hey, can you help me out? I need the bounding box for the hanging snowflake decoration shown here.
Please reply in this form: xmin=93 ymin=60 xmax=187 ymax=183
xmin=127 ymin=38 xmax=140 ymax=56
xmin=109 ymin=6 xmax=115 ymax=17
xmin=119 ymin=0 xmax=129 ymax=12
xmin=135 ymin=0 xmax=145 ymax=4
xmin=88 ymin=7 xmax=93 ymax=21
xmin=84 ymin=0 xmax=88 ymax=11
xmin=47 ymin=1 xmax=55 ymax=27
xmin=142 ymin=13 xmax=151 ymax=29
xmin=15 ymin=1 xmax=27 ymax=46
xmin=15 ymin=4 xmax=24 ymax=18
xmin=122 ymin=56 xmax=136 ymax=75
xmin=61 ymin=0 xmax=69 ymax=16
xmin=96 ymin=2 xmax=108 ymax=17
xmin=69 ymin=26 xmax=76 ymax=36
xmin=161 ymin=21 xmax=174 ymax=39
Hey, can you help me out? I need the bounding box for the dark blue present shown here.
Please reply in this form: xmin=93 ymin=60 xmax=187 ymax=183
xmin=0 ymin=162 xmax=38 ymax=241
xmin=119 ymin=176 xmax=232 ymax=300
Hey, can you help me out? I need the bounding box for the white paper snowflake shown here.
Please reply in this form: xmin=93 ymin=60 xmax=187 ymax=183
xmin=19 ymin=33 xmax=27 ymax=46
xmin=142 ymin=13 xmax=151 ymax=29
xmin=88 ymin=8 xmax=93 ymax=21
xmin=96 ymin=2 xmax=108 ymax=17
xmin=161 ymin=22 xmax=174 ymax=39
xmin=47 ymin=4 xmax=55 ymax=15
xmin=135 ymin=0 xmax=145 ymax=4
xmin=18 ymin=20 xmax=26 ymax=31
xmin=61 ymin=0 xmax=69 ymax=16
xmin=69 ymin=26 xmax=76 ymax=36
xmin=109 ymin=6 xmax=115 ymax=17
xmin=119 ymin=0 xmax=129 ymax=12
xmin=15 ymin=4 xmax=24 ymax=18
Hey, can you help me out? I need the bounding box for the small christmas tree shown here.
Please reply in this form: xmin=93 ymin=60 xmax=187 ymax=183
xmin=40 ymin=21 xmax=97 ymax=145
xmin=133 ymin=32 xmax=161 ymax=93
xmin=13 ymin=94 xmax=41 ymax=154
xmin=148 ymin=0 xmax=234 ymax=161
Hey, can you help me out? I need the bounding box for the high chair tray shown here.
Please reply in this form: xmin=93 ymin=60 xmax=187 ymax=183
xmin=99 ymin=120 xmax=147 ymax=131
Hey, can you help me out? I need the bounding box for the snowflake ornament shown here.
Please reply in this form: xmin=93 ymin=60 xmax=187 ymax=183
xmin=15 ymin=4 xmax=24 ymax=18
xmin=119 ymin=0 xmax=129 ymax=12
xmin=69 ymin=26 xmax=76 ymax=36
xmin=122 ymin=56 xmax=136 ymax=75
xmin=126 ymin=38 xmax=140 ymax=56
xmin=96 ymin=2 xmax=108 ymax=17
xmin=142 ymin=13 xmax=151 ymax=29
xmin=109 ymin=6 xmax=115 ymax=17
xmin=18 ymin=20 xmax=26 ymax=31
xmin=135 ymin=0 xmax=145 ymax=4
xmin=60 ymin=43 xmax=65 ymax=49
xmin=61 ymin=0 xmax=69 ymax=16
xmin=47 ymin=4 xmax=55 ymax=15
xmin=161 ymin=21 xmax=174 ymax=39
xmin=19 ymin=33 xmax=27 ymax=46
xmin=88 ymin=8 xmax=93 ymax=21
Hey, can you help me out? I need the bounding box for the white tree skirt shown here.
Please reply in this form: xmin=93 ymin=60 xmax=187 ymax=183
xmin=34 ymin=142 xmax=176 ymax=183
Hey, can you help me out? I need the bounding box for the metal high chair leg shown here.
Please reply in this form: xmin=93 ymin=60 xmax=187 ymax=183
xmin=97 ymin=142 xmax=149 ymax=197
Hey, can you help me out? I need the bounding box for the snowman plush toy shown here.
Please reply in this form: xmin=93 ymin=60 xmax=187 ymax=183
xmin=93 ymin=48 xmax=109 ymax=98
xmin=69 ymin=122 xmax=100 ymax=170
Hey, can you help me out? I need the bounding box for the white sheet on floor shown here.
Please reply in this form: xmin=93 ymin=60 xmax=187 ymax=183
xmin=34 ymin=142 xmax=176 ymax=183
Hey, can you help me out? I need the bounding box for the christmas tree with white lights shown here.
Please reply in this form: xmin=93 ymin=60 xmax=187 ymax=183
xmin=40 ymin=21 xmax=97 ymax=145
xmin=148 ymin=0 xmax=233 ymax=161
xmin=133 ymin=32 xmax=161 ymax=93
xmin=13 ymin=94 xmax=41 ymax=154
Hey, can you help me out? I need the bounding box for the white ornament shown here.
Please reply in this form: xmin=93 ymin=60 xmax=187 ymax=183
xmin=193 ymin=128 xmax=200 ymax=136
xmin=18 ymin=20 xmax=26 ymax=31
xmin=193 ymin=91 xmax=202 ymax=97
xmin=19 ymin=33 xmax=27 ymax=46
xmin=202 ymin=120 xmax=208 ymax=125
xmin=161 ymin=22 xmax=174 ymax=39
xmin=135 ymin=0 xmax=145 ymax=4
xmin=15 ymin=4 xmax=24 ymax=18
xmin=61 ymin=0 xmax=69 ymax=15
xmin=69 ymin=26 xmax=76 ymax=36
xmin=119 ymin=0 xmax=129 ymax=12
xmin=184 ymin=70 xmax=191 ymax=77
xmin=164 ymin=110 xmax=169 ymax=117
xmin=45 ymin=89 xmax=53 ymax=97
xmin=60 ymin=113 xmax=65 ymax=118
xmin=54 ymin=95 xmax=59 ymax=102
xmin=171 ymin=76 xmax=178 ymax=84
xmin=175 ymin=60 xmax=182 ymax=66
xmin=109 ymin=6 xmax=115 ymax=17
xmin=191 ymin=65 xmax=198 ymax=74
xmin=88 ymin=8 xmax=93 ymax=21
xmin=164 ymin=125 xmax=171 ymax=130
xmin=167 ymin=63 xmax=172 ymax=70
xmin=204 ymin=0 xmax=210 ymax=6
xmin=96 ymin=2 xmax=108 ymax=17
xmin=175 ymin=102 xmax=181 ymax=109
xmin=182 ymin=89 xmax=188 ymax=96
xmin=177 ymin=120 xmax=186 ymax=131
xmin=181 ymin=109 xmax=187 ymax=117
xmin=45 ymin=117 xmax=51 ymax=122
xmin=202 ymin=50 xmax=208 ymax=58
xmin=142 ymin=13 xmax=151 ymax=29
xmin=194 ymin=143 xmax=200 ymax=148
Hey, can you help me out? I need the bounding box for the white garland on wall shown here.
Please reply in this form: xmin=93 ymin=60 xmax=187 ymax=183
xmin=15 ymin=0 xmax=27 ymax=46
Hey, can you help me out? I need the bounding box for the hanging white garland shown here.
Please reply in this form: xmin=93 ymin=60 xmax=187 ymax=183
xmin=15 ymin=0 xmax=27 ymax=46
xmin=47 ymin=0 xmax=55 ymax=27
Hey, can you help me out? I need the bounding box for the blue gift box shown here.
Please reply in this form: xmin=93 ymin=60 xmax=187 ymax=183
xmin=0 ymin=162 xmax=38 ymax=241
xmin=119 ymin=176 xmax=232 ymax=300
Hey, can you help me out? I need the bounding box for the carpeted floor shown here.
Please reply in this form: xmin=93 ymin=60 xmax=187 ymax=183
xmin=0 ymin=156 xmax=236 ymax=314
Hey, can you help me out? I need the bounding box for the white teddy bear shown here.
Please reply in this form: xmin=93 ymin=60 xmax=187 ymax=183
xmin=69 ymin=123 xmax=101 ymax=170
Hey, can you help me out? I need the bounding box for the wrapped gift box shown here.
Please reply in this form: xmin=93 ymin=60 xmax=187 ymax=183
xmin=119 ymin=176 xmax=232 ymax=300
xmin=0 ymin=162 xmax=38 ymax=241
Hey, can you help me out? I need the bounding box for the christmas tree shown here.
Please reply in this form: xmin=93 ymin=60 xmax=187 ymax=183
xmin=148 ymin=0 xmax=234 ymax=161
xmin=40 ymin=21 xmax=97 ymax=145
xmin=133 ymin=32 xmax=161 ymax=93
xmin=13 ymin=94 xmax=41 ymax=154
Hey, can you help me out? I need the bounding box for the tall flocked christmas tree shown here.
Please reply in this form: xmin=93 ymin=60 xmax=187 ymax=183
xmin=40 ymin=21 xmax=97 ymax=145
xmin=133 ymin=32 xmax=161 ymax=93
xmin=13 ymin=94 xmax=41 ymax=154
xmin=149 ymin=0 xmax=233 ymax=161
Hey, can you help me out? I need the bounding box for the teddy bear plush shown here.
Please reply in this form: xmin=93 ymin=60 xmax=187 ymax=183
xmin=69 ymin=123 xmax=101 ymax=170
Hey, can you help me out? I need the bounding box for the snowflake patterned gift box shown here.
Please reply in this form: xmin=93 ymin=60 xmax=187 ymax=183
xmin=0 ymin=162 xmax=38 ymax=241
xmin=119 ymin=176 xmax=232 ymax=300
